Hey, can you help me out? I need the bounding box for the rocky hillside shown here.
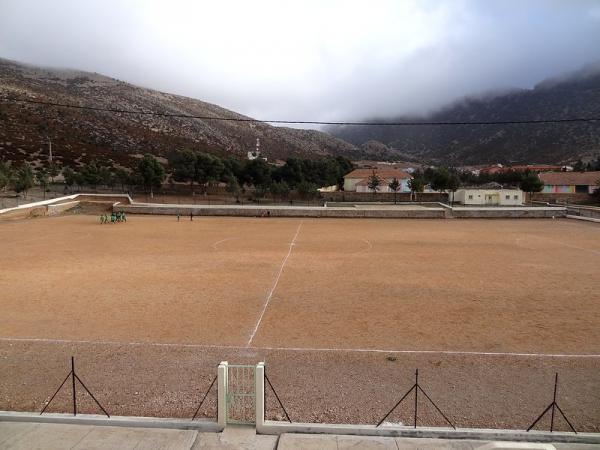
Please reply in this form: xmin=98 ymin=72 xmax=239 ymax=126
xmin=327 ymin=63 xmax=600 ymax=165
xmin=0 ymin=58 xmax=359 ymax=169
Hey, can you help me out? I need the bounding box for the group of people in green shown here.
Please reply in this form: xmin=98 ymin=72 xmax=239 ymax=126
xmin=100 ymin=211 xmax=127 ymax=224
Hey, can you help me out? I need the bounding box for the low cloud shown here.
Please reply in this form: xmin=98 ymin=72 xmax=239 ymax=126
xmin=1 ymin=0 xmax=600 ymax=124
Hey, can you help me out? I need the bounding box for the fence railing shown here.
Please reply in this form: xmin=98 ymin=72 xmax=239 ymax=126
xmin=17 ymin=357 xmax=594 ymax=435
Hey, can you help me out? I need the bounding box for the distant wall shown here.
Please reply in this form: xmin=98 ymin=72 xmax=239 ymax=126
xmin=115 ymin=204 xmax=447 ymax=219
xmin=322 ymin=192 xmax=447 ymax=203
xmin=566 ymin=205 xmax=600 ymax=220
xmin=452 ymin=207 xmax=566 ymax=219
xmin=527 ymin=192 xmax=595 ymax=204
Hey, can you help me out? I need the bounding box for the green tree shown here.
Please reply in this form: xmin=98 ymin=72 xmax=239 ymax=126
xmin=334 ymin=156 xmax=354 ymax=188
xmin=388 ymin=177 xmax=401 ymax=204
xmin=275 ymin=158 xmax=304 ymax=188
xmin=13 ymin=163 xmax=34 ymax=198
xmin=430 ymin=167 xmax=451 ymax=194
xmin=114 ymin=168 xmax=131 ymax=193
xmin=447 ymin=173 xmax=461 ymax=204
xmin=222 ymin=155 xmax=243 ymax=182
xmin=0 ymin=161 xmax=12 ymax=193
xmin=407 ymin=177 xmax=425 ymax=202
xmin=269 ymin=181 xmax=290 ymax=202
xmin=62 ymin=166 xmax=77 ymax=193
xmin=296 ymin=181 xmax=318 ymax=202
xmin=169 ymin=149 xmax=198 ymax=194
xmin=195 ymin=152 xmax=224 ymax=193
xmin=367 ymin=171 xmax=381 ymax=199
xmin=80 ymin=161 xmax=103 ymax=189
xmin=137 ymin=154 xmax=166 ymax=198
xmin=520 ymin=172 xmax=544 ymax=204
xmin=225 ymin=175 xmax=241 ymax=202
xmin=48 ymin=161 xmax=60 ymax=183
xmin=35 ymin=168 xmax=50 ymax=199
xmin=242 ymin=158 xmax=272 ymax=188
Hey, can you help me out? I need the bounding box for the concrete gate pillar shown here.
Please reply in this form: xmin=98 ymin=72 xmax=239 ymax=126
xmin=255 ymin=362 xmax=265 ymax=431
xmin=217 ymin=361 xmax=228 ymax=429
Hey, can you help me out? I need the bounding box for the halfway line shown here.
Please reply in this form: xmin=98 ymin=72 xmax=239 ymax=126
xmin=246 ymin=220 xmax=303 ymax=347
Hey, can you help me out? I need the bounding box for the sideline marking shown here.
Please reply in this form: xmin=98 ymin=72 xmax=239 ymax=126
xmin=1 ymin=337 xmax=599 ymax=358
xmin=246 ymin=220 xmax=303 ymax=347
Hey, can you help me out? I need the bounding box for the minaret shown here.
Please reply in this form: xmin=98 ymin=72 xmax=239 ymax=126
xmin=48 ymin=137 xmax=53 ymax=164
xmin=256 ymin=138 xmax=260 ymax=156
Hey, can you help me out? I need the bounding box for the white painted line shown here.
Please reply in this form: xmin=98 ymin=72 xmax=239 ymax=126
xmin=1 ymin=337 xmax=599 ymax=358
xmin=211 ymin=237 xmax=238 ymax=250
xmin=246 ymin=221 xmax=303 ymax=347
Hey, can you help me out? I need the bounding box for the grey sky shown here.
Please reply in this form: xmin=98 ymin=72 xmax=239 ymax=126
xmin=1 ymin=0 xmax=600 ymax=124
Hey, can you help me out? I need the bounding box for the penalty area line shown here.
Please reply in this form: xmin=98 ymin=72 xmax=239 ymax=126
xmin=1 ymin=337 xmax=599 ymax=358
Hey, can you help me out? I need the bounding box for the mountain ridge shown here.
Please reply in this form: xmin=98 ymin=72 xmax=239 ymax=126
xmin=327 ymin=63 xmax=600 ymax=165
xmin=0 ymin=58 xmax=360 ymax=169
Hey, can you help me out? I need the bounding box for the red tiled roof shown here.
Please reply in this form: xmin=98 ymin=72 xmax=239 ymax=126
xmin=354 ymin=176 xmax=403 ymax=187
xmin=539 ymin=171 xmax=600 ymax=186
xmin=344 ymin=168 xmax=412 ymax=180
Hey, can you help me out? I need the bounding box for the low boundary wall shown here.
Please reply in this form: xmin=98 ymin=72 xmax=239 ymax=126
xmin=114 ymin=203 xmax=447 ymax=219
xmin=1 ymin=193 xmax=570 ymax=220
xmin=0 ymin=194 xmax=133 ymax=220
xmin=451 ymin=207 xmax=566 ymax=219
xmin=566 ymin=204 xmax=600 ymax=220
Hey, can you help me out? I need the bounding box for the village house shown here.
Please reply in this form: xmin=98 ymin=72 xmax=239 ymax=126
xmin=343 ymin=168 xmax=412 ymax=193
xmin=453 ymin=186 xmax=524 ymax=206
xmin=539 ymin=171 xmax=600 ymax=194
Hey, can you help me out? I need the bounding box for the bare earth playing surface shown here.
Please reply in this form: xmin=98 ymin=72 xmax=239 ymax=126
xmin=1 ymin=215 xmax=599 ymax=430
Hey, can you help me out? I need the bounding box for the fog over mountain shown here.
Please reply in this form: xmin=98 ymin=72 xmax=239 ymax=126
xmin=1 ymin=0 xmax=600 ymax=124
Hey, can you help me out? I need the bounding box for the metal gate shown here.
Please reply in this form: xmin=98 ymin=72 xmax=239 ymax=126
xmin=226 ymin=364 xmax=256 ymax=424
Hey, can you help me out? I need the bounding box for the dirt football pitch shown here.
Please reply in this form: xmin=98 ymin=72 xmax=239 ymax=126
xmin=1 ymin=215 xmax=599 ymax=430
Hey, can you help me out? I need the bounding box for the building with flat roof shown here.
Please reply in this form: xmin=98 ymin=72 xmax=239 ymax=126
xmin=453 ymin=188 xmax=524 ymax=206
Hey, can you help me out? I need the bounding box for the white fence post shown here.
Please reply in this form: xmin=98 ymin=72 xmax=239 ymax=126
xmin=255 ymin=362 xmax=265 ymax=432
xmin=217 ymin=361 xmax=228 ymax=429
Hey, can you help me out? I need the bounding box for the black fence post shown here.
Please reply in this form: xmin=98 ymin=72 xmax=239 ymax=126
xmin=527 ymin=372 xmax=577 ymax=434
xmin=264 ymin=371 xmax=292 ymax=423
xmin=376 ymin=368 xmax=455 ymax=429
xmin=71 ymin=356 xmax=77 ymax=416
xmin=40 ymin=357 xmax=110 ymax=418
xmin=414 ymin=369 xmax=418 ymax=428
xmin=191 ymin=375 xmax=218 ymax=421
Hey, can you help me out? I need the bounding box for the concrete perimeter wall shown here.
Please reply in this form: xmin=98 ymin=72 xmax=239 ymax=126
xmin=1 ymin=193 xmax=568 ymax=220
xmin=566 ymin=204 xmax=600 ymax=220
xmin=451 ymin=207 xmax=566 ymax=219
xmin=323 ymin=191 xmax=448 ymax=202
xmin=115 ymin=203 xmax=569 ymax=219
xmin=0 ymin=193 xmax=133 ymax=221
xmin=115 ymin=204 xmax=448 ymax=219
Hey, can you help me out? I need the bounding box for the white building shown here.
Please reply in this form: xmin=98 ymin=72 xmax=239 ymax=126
xmin=343 ymin=168 xmax=412 ymax=193
xmin=453 ymin=188 xmax=524 ymax=206
xmin=247 ymin=138 xmax=267 ymax=161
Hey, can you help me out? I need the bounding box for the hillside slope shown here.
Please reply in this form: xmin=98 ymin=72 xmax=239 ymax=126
xmin=328 ymin=64 xmax=600 ymax=165
xmin=0 ymin=58 xmax=359 ymax=168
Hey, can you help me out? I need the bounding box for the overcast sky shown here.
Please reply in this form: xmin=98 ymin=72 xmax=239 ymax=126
xmin=1 ymin=0 xmax=600 ymax=124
